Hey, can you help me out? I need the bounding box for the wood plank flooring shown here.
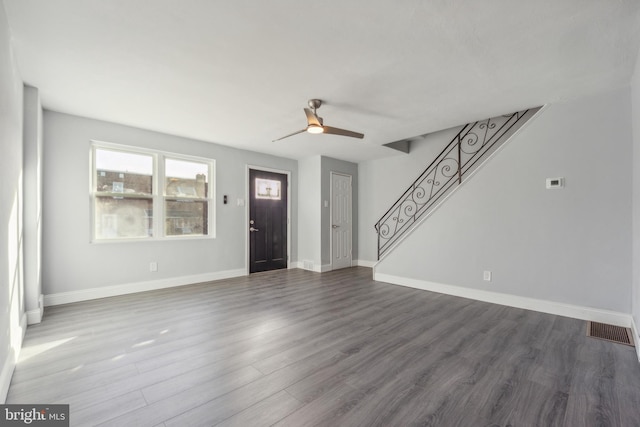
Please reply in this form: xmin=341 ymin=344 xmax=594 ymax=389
xmin=7 ymin=267 xmax=640 ymax=426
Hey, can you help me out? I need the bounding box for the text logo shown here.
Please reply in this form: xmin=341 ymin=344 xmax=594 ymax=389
xmin=0 ymin=405 xmax=69 ymax=426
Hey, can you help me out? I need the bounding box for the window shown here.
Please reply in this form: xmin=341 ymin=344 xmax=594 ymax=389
xmin=91 ymin=142 xmax=215 ymax=241
xmin=255 ymin=178 xmax=281 ymax=200
xmin=164 ymin=158 xmax=209 ymax=236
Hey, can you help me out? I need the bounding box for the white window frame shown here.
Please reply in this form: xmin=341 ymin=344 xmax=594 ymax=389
xmin=90 ymin=140 xmax=216 ymax=242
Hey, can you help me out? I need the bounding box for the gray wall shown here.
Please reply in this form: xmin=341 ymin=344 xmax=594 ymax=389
xmin=296 ymin=155 xmax=359 ymax=270
xmin=358 ymin=126 xmax=461 ymax=262
xmin=632 ymin=48 xmax=640 ymax=332
xmin=42 ymin=111 xmax=298 ymax=295
xmin=297 ymin=156 xmax=321 ymax=268
xmin=23 ymin=85 xmax=43 ymax=323
xmin=0 ymin=1 xmax=25 ymax=402
xmin=370 ymin=88 xmax=632 ymax=313
xmin=320 ymin=156 xmax=358 ymax=265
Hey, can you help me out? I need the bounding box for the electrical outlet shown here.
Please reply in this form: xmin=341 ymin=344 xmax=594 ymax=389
xmin=150 ymin=262 xmax=158 ymax=272
xmin=483 ymin=270 xmax=492 ymax=281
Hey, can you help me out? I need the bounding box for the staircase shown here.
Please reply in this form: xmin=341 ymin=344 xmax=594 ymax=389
xmin=374 ymin=107 xmax=541 ymax=260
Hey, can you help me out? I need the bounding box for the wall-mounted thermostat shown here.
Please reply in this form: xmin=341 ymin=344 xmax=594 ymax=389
xmin=546 ymin=177 xmax=564 ymax=189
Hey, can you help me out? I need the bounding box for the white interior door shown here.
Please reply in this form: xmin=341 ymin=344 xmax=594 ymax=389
xmin=331 ymin=172 xmax=352 ymax=270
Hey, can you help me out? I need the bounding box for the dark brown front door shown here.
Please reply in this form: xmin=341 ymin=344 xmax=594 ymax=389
xmin=249 ymin=169 xmax=288 ymax=273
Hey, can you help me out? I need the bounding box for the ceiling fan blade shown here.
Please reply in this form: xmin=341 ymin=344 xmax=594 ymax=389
xmin=322 ymin=126 xmax=364 ymax=139
xmin=272 ymin=129 xmax=306 ymax=142
xmin=304 ymin=108 xmax=322 ymax=127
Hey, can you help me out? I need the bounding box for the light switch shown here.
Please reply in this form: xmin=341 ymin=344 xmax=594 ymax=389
xmin=546 ymin=177 xmax=564 ymax=189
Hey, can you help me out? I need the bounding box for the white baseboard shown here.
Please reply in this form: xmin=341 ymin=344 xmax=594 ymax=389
xmin=297 ymin=263 xmax=331 ymax=273
xmin=375 ymin=273 xmax=633 ymax=328
xmin=44 ymin=269 xmax=246 ymax=307
xmin=355 ymin=260 xmax=376 ymax=268
xmin=26 ymin=294 xmax=44 ymax=325
xmin=26 ymin=308 xmax=41 ymax=325
xmin=296 ymin=261 xmax=376 ymax=271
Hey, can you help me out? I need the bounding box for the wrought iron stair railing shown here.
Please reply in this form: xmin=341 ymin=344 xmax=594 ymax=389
xmin=374 ymin=108 xmax=538 ymax=260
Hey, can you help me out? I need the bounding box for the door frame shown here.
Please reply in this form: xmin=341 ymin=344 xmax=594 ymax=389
xmin=245 ymin=165 xmax=291 ymax=275
xmin=330 ymin=171 xmax=353 ymax=271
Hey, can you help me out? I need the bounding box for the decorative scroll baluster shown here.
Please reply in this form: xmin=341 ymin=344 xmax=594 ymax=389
xmin=374 ymin=109 xmax=536 ymax=260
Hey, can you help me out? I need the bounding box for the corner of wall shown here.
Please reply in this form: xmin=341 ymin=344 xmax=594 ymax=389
xmin=632 ymin=313 xmax=640 ymax=363
xmin=630 ymin=40 xmax=640 ymax=364
xmin=0 ymin=351 xmax=16 ymax=404
xmin=0 ymin=1 xmax=27 ymax=404
xmin=1 ymin=313 xmax=27 ymax=404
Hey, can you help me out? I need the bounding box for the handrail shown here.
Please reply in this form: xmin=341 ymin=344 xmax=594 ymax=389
xmin=374 ymin=109 xmax=532 ymax=260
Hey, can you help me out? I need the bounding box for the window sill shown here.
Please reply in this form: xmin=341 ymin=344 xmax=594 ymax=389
xmin=90 ymin=234 xmax=216 ymax=244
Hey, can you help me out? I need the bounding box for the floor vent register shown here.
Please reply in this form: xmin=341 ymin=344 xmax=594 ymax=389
xmin=587 ymin=321 xmax=635 ymax=347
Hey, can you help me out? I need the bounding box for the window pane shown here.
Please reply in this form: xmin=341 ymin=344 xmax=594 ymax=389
xmin=255 ymin=178 xmax=281 ymax=200
xmin=165 ymin=158 xmax=208 ymax=198
xmin=96 ymin=149 xmax=153 ymax=195
xmin=95 ymin=197 xmax=153 ymax=239
xmin=165 ymin=200 xmax=208 ymax=236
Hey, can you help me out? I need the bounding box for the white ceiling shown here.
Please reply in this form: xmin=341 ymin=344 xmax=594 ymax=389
xmin=4 ymin=0 xmax=640 ymax=163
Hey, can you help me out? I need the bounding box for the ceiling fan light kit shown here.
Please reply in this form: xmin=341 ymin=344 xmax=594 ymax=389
xmin=273 ymin=99 xmax=364 ymax=141
xmin=307 ymin=124 xmax=324 ymax=134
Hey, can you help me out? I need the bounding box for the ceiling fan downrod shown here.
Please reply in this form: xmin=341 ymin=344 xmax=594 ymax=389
xmin=308 ymin=99 xmax=322 ymax=115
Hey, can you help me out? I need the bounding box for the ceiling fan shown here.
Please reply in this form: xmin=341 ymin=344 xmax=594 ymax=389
xmin=273 ymin=99 xmax=364 ymax=142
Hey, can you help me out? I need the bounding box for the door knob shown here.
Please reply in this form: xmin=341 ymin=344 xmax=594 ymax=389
xmin=332 ymin=224 xmax=339 ymax=228
xmin=250 ymin=227 xmax=259 ymax=232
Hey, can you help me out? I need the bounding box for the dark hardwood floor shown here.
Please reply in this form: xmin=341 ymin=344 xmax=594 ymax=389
xmin=7 ymin=267 xmax=640 ymax=426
